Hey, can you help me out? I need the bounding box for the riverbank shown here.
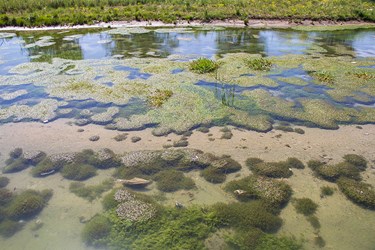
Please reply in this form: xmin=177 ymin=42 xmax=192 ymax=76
xmin=0 ymin=19 xmax=374 ymax=32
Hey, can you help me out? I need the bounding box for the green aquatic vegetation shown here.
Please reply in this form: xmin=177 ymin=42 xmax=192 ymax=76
xmin=225 ymin=227 xmax=265 ymax=250
xmin=60 ymin=163 xmax=97 ymax=181
xmin=147 ymin=89 xmax=173 ymax=107
xmin=337 ymin=177 xmax=375 ymax=209
xmin=9 ymin=148 xmax=23 ymax=159
xmin=250 ymin=161 xmax=293 ymax=178
xmin=307 ymin=160 xmax=325 ymax=171
xmin=228 ymin=111 xmax=272 ymax=132
xmin=274 ymin=125 xmax=294 ymax=132
xmin=189 ymin=58 xmax=219 ymax=74
xmin=314 ymin=235 xmax=326 ymax=248
xmin=101 ymin=190 xmax=119 ymax=211
xmin=225 ymin=175 xmax=292 ymax=208
xmin=307 ymin=215 xmax=321 ymax=230
xmin=91 ymin=148 xmax=122 ymax=169
xmin=154 ymin=170 xmax=195 ymax=192
xmin=82 ymin=214 xmax=112 ymax=247
xmin=293 ymin=198 xmax=318 ymax=216
xmin=311 ymin=71 xmax=334 ymax=84
xmin=350 ymin=72 xmax=375 ymax=80
xmin=31 ymin=158 xmax=60 ymax=177
xmin=0 ymin=188 xmax=13 ymax=205
xmin=343 ymin=154 xmax=367 ymax=171
xmin=294 ymin=128 xmax=305 ymax=134
xmin=285 ymin=158 xmax=304 ymax=169
xmin=256 ymin=234 xmax=302 ymax=250
xmin=0 ymin=219 xmax=23 ymax=238
xmin=320 ymin=186 xmax=334 ymax=197
xmin=315 ymin=161 xmax=361 ymax=182
xmin=173 ymin=139 xmax=189 ymax=147
xmin=245 ymin=158 xmax=264 ymax=168
xmin=2 ymin=158 xmax=29 ymax=174
xmin=201 ymin=157 xmax=242 ymax=183
xmin=6 ymin=190 xmax=50 ymax=220
xmin=213 ymin=201 xmax=282 ymax=233
xmin=201 ymin=167 xmax=227 ymax=183
xmin=221 ymin=130 xmax=233 ymax=139
xmin=0 ymin=177 xmax=9 ymax=188
xmin=291 ymin=24 xmax=375 ymax=31
xmin=69 ymin=179 xmax=114 ymax=202
xmin=245 ymin=57 xmax=272 ymax=71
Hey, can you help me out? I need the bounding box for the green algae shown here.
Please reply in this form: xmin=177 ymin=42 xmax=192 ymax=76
xmin=291 ymin=24 xmax=375 ymax=31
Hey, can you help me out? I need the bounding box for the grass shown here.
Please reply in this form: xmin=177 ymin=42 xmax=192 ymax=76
xmin=189 ymin=58 xmax=219 ymax=74
xmin=0 ymin=0 xmax=374 ymax=27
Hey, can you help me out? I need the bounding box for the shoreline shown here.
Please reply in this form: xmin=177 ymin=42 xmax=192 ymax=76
xmin=0 ymin=19 xmax=374 ymax=31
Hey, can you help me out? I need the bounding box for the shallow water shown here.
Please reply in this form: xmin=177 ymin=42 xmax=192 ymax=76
xmin=0 ymin=26 xmax=375 ymax=250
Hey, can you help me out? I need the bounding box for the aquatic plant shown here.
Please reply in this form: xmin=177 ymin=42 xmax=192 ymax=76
xmin=0 ymin=188 xmax=13 ymax=205
xmin=0 ymin=177 xmax=10 ymax=188
xmin=201 ymin=166 xmax=226 ymax=183
xmin=6 ymin=190 xmax=49 ymax=220
xmin=101 ymin=190 xmax=119 ymax=211
xmin=131 ymin=136 xmax=142 ymax=143
xmin=213 ymin=201 xmax=282 ymax=233
xmin=293 ymin=198 xmax=318 ymax=216
xmin=294 ymin=128 xmax=305 ymax=134
xmin=154 ymin=170 xmax=195 ymax=192
xmin=307 ymin=160 xmax=325 ymax=171
xmin=82 ymin=214 xmax=112 ymax=247
xmin=197 ymin=126 xmax=210 ymax=133
xmin=31 ymin=158 xmax=60 ymax=177
xmin=201 ymin=157 xmax=242 ymax=183
xmin=311 ymin=71 xmax=334 ymax=84
xmin=147 ymin=89 xmax=173 ymax=107
xmin=189 ymin=58 xmax=219 ymax=74
xmin=343 ymin=154 xmax=367 ymax=171
xmin=9 ymin=148 xmax=23 ymax=159
xmin=245 ymin=57 xmax=272 ymax=71
xmin=255 ymin=234 xmax=302 ymax=250
xmin=274 ymin=125 xmax=294 ymax=132
xmin=2 ymin=158 xmax=29 ymax=174
xmin=225 ymin=175 xmax=292 ymax=208
xmin=0 ymin=219 xmax=23 ymax=238
xmin=113 ymin=133 xmax=128 ymax=141
xmin=91 ymin=148 xmax=122 ymax=169
xmin=306 ymin=215 xmax=321 ymax=230
xmin=337 ymin=177 xmax=375 ymax=209
xmin=69 ymin=179 xmax=114 ymax=201
xmin=60 ymin=163 xmax=97 ymax=181
xmin=285 ymin=158 xmax=304 ymax=169
xmin=314 ymin=161 xmax=361 ymax=182
xmin=320 ymin=186 xmax=334 ymax=197
xmin=314 ymin=235 xmax=326 ymax=248
xmin=173 ymin=140 xmax=189 ymax=147
xmin=245 ymin=158 xmax=264 ymax=168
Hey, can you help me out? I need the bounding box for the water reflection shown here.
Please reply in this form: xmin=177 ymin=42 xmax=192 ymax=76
xmin=0 ymin=27 xmax=373 ymax=69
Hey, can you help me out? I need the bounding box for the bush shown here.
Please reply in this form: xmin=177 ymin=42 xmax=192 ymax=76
xmin=337 ymin=177 xmax=375 ymax=209
xmin=61 ymin=163 xmax=97 ymax=180
xmin=154 ymin=170 xmax=195 ymax=192
xmin=0 ymin=177 xmax=9 ymax=188
xmin=343 ymin=154 xmax=367 ymax=171
xmin=293 ymin=198 xmax=318 ymax=216
xmin=245 ymin=57 xmax=272 ymax=71
xmin=82 ymin=214 xmax=111 ymax=247
xmin=189 ymin=58 xmax=219 ymax=74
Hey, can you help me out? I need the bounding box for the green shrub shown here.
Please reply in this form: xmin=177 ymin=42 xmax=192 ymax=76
xmin=82 ymin=214 xmax=111 ymax=247
xmin=293 ymin=198 xmax=318 ymax=216
xmin=0 ymin=177 xmax=9 ymax=188
xmin=245 ymin=57 xmax=272 ymax=71
xmin=189 ymin=58 xmax=219 ymax=74
xmin=154 ymin=170 xmax=195 ymax=192
xmin=61 ymin=163 xmax=97 ymax=180
xmin=337 ymin=177 xmax=375 ymax=209
xmin=343 ymin=154 xmax=367 ymax=171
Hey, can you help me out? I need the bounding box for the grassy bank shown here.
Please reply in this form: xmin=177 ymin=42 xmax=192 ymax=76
xmin=0 ymin=0 xmax=374 ymax=27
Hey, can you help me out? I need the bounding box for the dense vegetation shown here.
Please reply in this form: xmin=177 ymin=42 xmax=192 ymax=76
xmin=0 ymin=0 xmax=374 ymax=27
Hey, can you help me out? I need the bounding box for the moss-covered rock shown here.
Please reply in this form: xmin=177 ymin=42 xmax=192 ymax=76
xmin=337 ymin=177 xmax=375 ymax=209
xmin=91 ymin=148 xmax=122 ymax=169
xmin=61 ymin=163 xmax=97 ymax=181
xmin=82 ymin=214 xmax=111 ymax=247
xmin=154 ymin=170 xmax=195 ymax=192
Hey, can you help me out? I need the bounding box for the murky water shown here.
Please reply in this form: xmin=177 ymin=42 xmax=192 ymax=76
xmin=0 ymin=26 xmax=374 ymax=250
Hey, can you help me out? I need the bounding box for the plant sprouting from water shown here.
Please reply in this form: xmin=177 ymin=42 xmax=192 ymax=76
xmin=189 ymin=58 xmax=219 ymax=74
xmin=245 ymin=57 xmax=272 ymax=71
xmin=147 ymin=89 xmax=173 ymax=107
xmin=312 ymin=71 xmax=334 ymax=84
